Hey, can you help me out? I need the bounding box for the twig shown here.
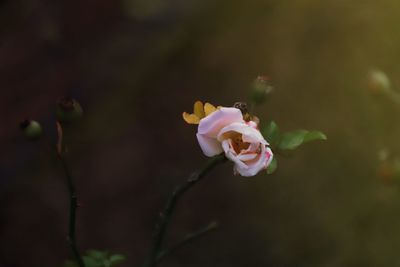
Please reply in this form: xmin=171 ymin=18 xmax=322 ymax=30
xmin=57 ymin=122 xmax=85 ymax=267
xmin=155 ymin=221 xmax=219 ymax=263
xmin=143 ymin=154 xmax=226 ymax=267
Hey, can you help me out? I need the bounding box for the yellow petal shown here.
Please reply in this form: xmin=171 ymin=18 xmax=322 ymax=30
xmin=193 ymin=101 xmax=205 ymax=119
xmin=182 ymin=112 xmax=200 ymax=124
xmin=204 ymin=102 xmax=217 ymax=116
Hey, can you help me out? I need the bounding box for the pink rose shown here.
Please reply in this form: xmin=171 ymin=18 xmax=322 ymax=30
xmin=196 ymin=107 xmax=273 ymax=177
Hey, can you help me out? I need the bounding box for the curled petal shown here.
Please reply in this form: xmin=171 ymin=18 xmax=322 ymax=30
xmin=222 ymin=140 xmax=248 ymax=169
xmin=197 ymin=133 xmax=224 ymax=157
xmin=233 ymin=146 xmax=271 ymax=177
xmin=198 ymin=107 xmax=244 ymax=138
xmin=237 ymin=153 xmax=258 ymax=161
xmin=219 ymin=123 xmax=273 ymax=177
xmin=217 ymin=122 xmax=268 ymax=145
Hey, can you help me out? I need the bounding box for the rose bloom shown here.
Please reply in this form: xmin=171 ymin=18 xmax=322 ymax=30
xmin=196 ymin=107 xmax=273 ymax=177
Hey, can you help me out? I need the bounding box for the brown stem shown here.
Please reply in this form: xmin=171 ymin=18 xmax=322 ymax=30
xmin=143 ymin=154 xmax=226 ymax=267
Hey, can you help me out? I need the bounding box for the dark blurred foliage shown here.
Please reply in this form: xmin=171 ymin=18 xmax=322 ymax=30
xmin=2 ymin=0 xmax=400 ymax=266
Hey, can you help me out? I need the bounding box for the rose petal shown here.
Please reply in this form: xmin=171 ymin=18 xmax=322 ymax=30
xmin=234 ymin=152 xmax=265 ymax=177
xmin=196 ymin=133 xmax=223 ymax=157
xmin=198 ymin=108 xmax=244 ymax=138
xmin=246 ymin=121 xmax=258 ymax=129
xmin=236 ymin=146 xmax=273 ymax=177
xmin=222 ymin=140 xmax=248 ymax=170
xmin=237 ymin=153 xmax=258 ymax=161
xmin=264 ymin=147 xmax=274 ymax=167
xmin=217 ymin=122 xmax=268 ymax=145
xmin=218 ymin=123 xmax=274 ymax=177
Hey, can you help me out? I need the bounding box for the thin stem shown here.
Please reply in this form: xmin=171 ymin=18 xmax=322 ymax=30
xmin=155 ymin=221 xmax=218 ymax=263
xmin=143 ymin=154 xmax=226 ymax=267
xmin=59 ymin=154 xmax=85 ymax=267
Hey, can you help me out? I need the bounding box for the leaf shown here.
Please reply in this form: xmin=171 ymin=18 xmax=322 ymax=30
xmin=86 ymin=250 xmax=108 ymax=261
xmin=262 ymin=121 xmax=281 ymax=146
xmin=279 ymin=130 xmax=326 ymax=150
xmin=109 ymin=254 xmax=126 ymax=266
xmin=63 ymin=250 xmax=126 ymax=267
xmin=279 ymin=130 xmax=306 ymax=150
xmin=83 ymin=256 xmax=102 ymax=267
xmin=103 ymin=259 xmax=111 ymax=267
xmin=303 ymin=131 xmax=327 ymax=143
xmin=266 ymin=157 xmax=277 ymax=174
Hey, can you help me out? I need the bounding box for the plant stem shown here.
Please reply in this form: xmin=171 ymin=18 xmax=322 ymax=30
xmin=143 ymin=154 xmax=226 ymax=267
xmin=155 ymin=221 xmax=218 ymax=264
xmin=59 ymin=154 xmax=85 ymax=267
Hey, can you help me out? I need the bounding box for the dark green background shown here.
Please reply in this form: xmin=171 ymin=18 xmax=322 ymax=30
xmin=1 ymin=0 xmax=400 ymax=266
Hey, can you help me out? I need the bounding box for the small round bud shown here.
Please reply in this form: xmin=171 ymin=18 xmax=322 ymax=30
xmin=367 ymin=69 xmax=391 ymax=95
xmin=20 ymin=120 xmax=43 ymax=140
xmin=251 ymin=76 xmax=273 ymax=105
xmin=56 ymin=97 xmax=83 ymax=123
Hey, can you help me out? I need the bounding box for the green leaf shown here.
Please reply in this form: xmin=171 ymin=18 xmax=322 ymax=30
xmin=83 ymin=256 xmax=102 ymax=267
xmin=303 ymin=131 xmax=327 ymax=143
xmin=86 ymin=250 xmax=109 ymax=261
xmin=63 ymin=250 xmax=126 ymax=267
xmin=103 ymin=259 xmax=111 ymax=267
xmin=262 ymin=121 xmax=281 ymax=146
xmin=279 ymin=130 xmax=326 ymax=150
xmin=266 ymin=157 xmax=277 ymax=174
xmin=109 ymin=254 xmax=126 ymax=266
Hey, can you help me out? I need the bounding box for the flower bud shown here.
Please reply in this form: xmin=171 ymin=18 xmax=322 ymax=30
xmin=367 ymin=69 xmax=391 ymax=95
xmin=56 ymin=97 xmax=83 ymax=123
xmin=20 ymin=120 xmax=43 ymax=140
xmin=250 ymin=76 xmax=273 ymax=105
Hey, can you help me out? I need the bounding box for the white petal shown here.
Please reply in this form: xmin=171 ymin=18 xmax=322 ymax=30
xmin=238 ymin=146 xmax=272 ymax=176
xmin=237 ymin=153 xmax=257 ymax=161
xmin=196 ymin=133 xmax=223 ymax=157
xmin=232 ymin=145 xmax=274 ymax=177
xmin=217 ymin=122 xmax=268 ymax=145
xmin=197 ymin=108 xmax=244 ymax=138
xmin=242 ymin=143 xmax=260 ymax=154
xmin=246 ymin=121 xmax=258 ymax=129
xmin=221 ymin=140 xmax=247 ymax=169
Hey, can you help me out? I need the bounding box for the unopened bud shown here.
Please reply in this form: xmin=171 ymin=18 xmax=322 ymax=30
xmin=20 ymin=120 xmax=42 ymax=140
xmin=251 ymin=76 xmax=273 ymax=105
xmin=368 ymin=69 xmax=391 ymax=94
xmin=56 ymin=97 xmax=83 ymax=123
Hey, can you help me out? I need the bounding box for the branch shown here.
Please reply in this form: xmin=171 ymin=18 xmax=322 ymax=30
xmin=59 ymin=155 xmax=85 ymax=267
xmin=143 ymin=154 xmax=226 ymax=267
xmin=155 ymin=221 xmax=219 ymax=263
xmin=57 ymin=122 xmax=85 ymax=267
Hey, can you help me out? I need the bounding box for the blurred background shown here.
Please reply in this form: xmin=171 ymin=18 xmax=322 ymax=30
xmin=2 ymin=0 xmax=400 ymax=266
